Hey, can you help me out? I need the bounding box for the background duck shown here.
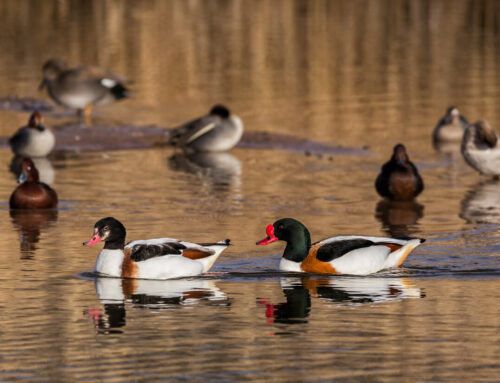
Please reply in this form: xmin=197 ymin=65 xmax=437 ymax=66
xmin=433 ymin=106 xmax=469 ymax=147
xmin=168 ymin=105 xmax=244 ymax=152
xmin=83 ymin=217 xmax=230 ymax=280
xmin=39 ymin=58 xmax=130 ymax=124
xmin=9 ymin=111 xmax=55 ymax=157
xmin=375 ymin=144 xmax=424 ymax=201
xmin=9 ymin=158 xmax=58 ymax=209
xmin=256 ymin=218 xmax=425 ymax=275
xmin=461 ymin=120 xmax=500 ymax=178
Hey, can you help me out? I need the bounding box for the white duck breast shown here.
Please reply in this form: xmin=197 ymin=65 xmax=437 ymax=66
xmin=461 ymin=122 xmax=500 ymax=176
xmin=9 ymin=126 xmax=55 ymax=157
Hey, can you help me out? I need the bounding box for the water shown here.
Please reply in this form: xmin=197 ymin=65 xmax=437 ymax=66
xmin=0 ymin=1 xmax=499 ymax=381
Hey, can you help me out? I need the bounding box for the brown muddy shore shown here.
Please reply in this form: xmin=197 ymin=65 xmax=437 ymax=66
xmin=0 ymin=96 xmax=368 ymax=156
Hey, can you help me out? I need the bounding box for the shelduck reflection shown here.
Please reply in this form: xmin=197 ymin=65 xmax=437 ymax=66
xmin=258 ymin=276 xmax=424 ymax=324
xmin=460 ymin=180 xmax=500 ymax=224
xmin=85 ymin=277 xmax=229 ymax=334
xmin=167 ymin=151 xmax=241 ymax=195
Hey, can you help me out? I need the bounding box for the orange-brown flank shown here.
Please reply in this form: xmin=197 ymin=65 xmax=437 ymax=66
xmin=122 ymin=249 xmax=139 ymax=278
xmin=300 ymin=243 xmax=338 ymax=274
xmin=182 ymin=249 xmax=214 ymax=260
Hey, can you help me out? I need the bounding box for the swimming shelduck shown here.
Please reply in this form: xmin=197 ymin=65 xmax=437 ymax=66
xmin=375 ymin=144 xmax=424 ymax=201
xmin=168 ymin=105 xmax=243 ymax=152
xmin=256 ymin=218 xmax=425 ymax=275
xmin=9 ymin=111 xmax=55 ymax=157
xmin=9 ymin=158 xmax=58 ymax=209
xmin=83 ymin=217 xmax=230 ymax=279
xmin=461 ymin=120 xmax=500 ymax=178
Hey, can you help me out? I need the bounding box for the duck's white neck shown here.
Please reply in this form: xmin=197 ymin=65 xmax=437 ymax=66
xmin=94 ymin=249 xmax=124 ymax=277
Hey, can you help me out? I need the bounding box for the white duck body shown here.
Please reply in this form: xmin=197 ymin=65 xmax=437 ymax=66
xmin=461 ymin=121 xmax=500 ymax=176
xmin=94 ymin=237 xmax=229 ymax=280
xmin=9 ymin=112 xmax=55 ymax=157
xmin=280 ymin=235 xmax=424 ymax=276
xmin=168 ymin=105 xmax=244 ymax=152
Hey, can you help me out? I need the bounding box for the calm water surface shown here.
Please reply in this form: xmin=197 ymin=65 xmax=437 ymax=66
xmin=0 ymin=1 xmax=499 ymax=382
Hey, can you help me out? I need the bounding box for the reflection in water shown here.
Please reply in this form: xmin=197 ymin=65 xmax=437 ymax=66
xmin=10 ymin=209 xmax=58 ymax=256
xmin=9 ymin=155 xmax=55 ymax=185
xmin=433 ymin=140 xmax=463 ymax=158
xmin=259 ymin=277 xmax=423 ymax=324
xmin=168 ymin=151 xmax=241 ymax=197
xmin=375 ymin=199 xmax=424 ymax=237
xmin=460 ymin=181 xmax=500 ymax=224
xmin=86 ymin=278 xmax=229 ymax=334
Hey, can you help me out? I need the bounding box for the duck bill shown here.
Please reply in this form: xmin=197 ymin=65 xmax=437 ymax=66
xmin=17 ymin=172 xmax=27 ymax=184
xmin=256 ymin=224 xmax=278 ymax=245
xmin=83 ymin=233 xmax=102 ymax=246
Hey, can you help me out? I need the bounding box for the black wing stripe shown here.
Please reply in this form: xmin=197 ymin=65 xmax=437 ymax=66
xmin=130 ymin=242 xmax=187 ymax=262
xmin=316 ymin=239 xmax=375 ymax=262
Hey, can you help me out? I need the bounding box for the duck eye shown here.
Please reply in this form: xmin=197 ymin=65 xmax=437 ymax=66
xmin=278 ymin=225 xmax=284 ymax=230
xmin=27 ymin=166 xmax=31 ymax=171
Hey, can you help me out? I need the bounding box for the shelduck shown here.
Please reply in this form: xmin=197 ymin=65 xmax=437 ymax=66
xmin=83 ymin=217 xmax=230 ymax=279
xmin=256 ymin=218 xmax=425 ymax=275
xmin=168 ymin=105 xmax=243 ymax=152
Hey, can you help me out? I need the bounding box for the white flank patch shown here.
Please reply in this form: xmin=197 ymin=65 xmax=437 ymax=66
xmin=101 ymin=78 xmax=117 ymax=88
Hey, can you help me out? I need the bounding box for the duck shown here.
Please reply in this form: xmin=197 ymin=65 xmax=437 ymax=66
xmin=39 ymin=58 xmax=130 ymax=123
xmin=375 ymin=144 xmax=424 ymax=201
xmin=9 ymin=158 xmax=58 ymax=209
xmin=256 ymin=218 xmax=425 ymax=275
xmin=9 ymin=111 xmax=55 ymax=157
xmin=433 ymin=106 xmax=469 ymax=145
xmin=168 ymin=105 xmax=244 ymax=152
xmin=83 ymin=217 xmax=230 ymax=279
xmin=461 ymin=120 xmax=500 ymax=178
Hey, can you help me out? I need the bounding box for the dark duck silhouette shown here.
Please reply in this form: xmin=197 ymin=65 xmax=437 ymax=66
xmin=375 ymin=144 xmax=424 ymax=201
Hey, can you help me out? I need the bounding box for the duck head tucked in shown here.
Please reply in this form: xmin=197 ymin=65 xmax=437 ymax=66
xmin=461 ymin=120 xmax=500 ymax=178
xmin=9 ymin=158 xmax=58 ymax=209
xmin=257 ymin=218 xmax=425 ymax=275
xmin=168 ymin=104 xmax=244 ymax=152
xmin=9 ymin=111 xmax=55 ymax=158
xmin=375 ymin=144 xmax=424 ymax=201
